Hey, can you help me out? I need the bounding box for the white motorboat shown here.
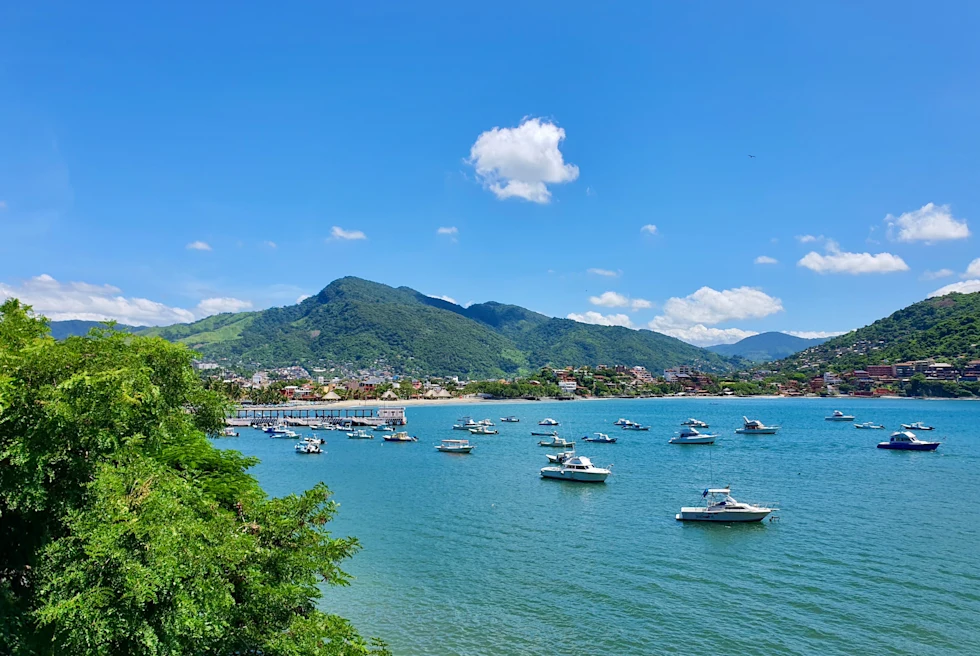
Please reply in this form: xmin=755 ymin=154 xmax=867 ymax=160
xmin=477 ymin=419 xmax=495 ymax=427
xmin=613 ymin=418 xmax=635 ymax=426
xmin=347 ymin=429 xmax=374 ymax=440
xmin=622 ymin=424 xmax=650 ymax=431
xmin=669 ymin=427 xmax=717 ymax=445
xmin=825 ymin=410 xmax=855 ymax=421
xmin=304 ymin=436 xmax=325 ymax=445
xmin=681 ymin=418 xmax=709 ymax=428
xmin=735 ymin=416 xmax=779 ymax=435
xmin=530 ymin=429 xmax=559 ymax=437
xmin=855 ymin=421 xmax=885 ymax=430
xmin=500 ymin=416 xmax=520 ymax=423
xmin=220 ymin=427 xmax=239 ymax=437
xmin=540 ymin=456 xmax=610 ymax=483
xmin=271 ymin=429 xmax=299 ymax=439
xmin=453 ymin=420 xmax=480 ymax=430
xmin=878 ymin=431 xmax=940 ymax=451
xmin=264 ymin=423 xmax=289 ymax=434
xmin=583 ymin=432 xmax=617 ymax=443
xmin=901 ymin=422 xmax=935 ymax=431
xmin=294 ymin=442 xmax=323 ymax=454
xmin=538 ymin=435 xmax=575 ymax=448
xmin=373 ymin=423 xmax=394 ymax=432
xmin=384 ymin=431 xmax=418 ymax=442
xmin=319 ymin=423 xmax=338 ymax=431
xmin=468 ymin=426 xmax=498 ymax=435
xmin=435 ymin=439 xmax=474 ymax=454
xmin=538 ymin=418 xmax=560 ymax=426
xmin=546 ymin=450 xmax=576 ymax=464
xmin=675 ymin=488 xmax=774 ymax=522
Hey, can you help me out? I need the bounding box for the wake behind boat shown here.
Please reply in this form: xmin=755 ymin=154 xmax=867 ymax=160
xmin=675 ymin=488 xmax=773 ymax=522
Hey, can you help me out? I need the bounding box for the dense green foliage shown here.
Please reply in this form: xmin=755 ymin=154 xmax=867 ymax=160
xmin=706 ymin=331 xmax=828 ymax=362
xmin=778 ymin=292 xmax=980 ymax=371
xmin=135 ymin=277 xmax=738 ymax=377
xmin=0 ymin=300 xmax=386 ymax=656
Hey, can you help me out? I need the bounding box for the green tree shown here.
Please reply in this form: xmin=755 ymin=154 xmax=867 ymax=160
xmin=0 ymin=299 xmax=386 ymax=656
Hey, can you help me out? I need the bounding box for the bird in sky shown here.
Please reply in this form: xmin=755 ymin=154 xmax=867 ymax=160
xmin=748 ymin=155 xmax=756 ymax=158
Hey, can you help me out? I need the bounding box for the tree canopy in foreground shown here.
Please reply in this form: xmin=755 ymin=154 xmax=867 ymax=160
xmin=0 ymin=299 xmax=387 ymax=656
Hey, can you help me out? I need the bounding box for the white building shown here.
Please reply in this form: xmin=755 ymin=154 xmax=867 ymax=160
xmin=558 ymin=380 xmax=577 ymax=394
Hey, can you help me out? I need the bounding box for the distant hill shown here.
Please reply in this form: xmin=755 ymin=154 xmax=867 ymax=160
xmin=707 ymin=331 xmax=829 ymax=362
xmin=135 ymin=277 xmax=740 ymax=377
xmin=776 ymin=292 xmax=980 ymax=371
xmin=48 ymin=320 xmax=139 ymax=340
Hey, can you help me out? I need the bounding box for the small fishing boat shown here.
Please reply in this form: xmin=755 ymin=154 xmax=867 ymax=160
xmin=453 ymin=420 xmax=480 ymax=431
xmin=901 ymin=422 xmax=935 ymax=431
xmin=347 ymin=429 xmax=374 ymax=440
xmin=681 ymin=418 xmax=709 ymax=428
xmin=675 ymin=488 xmax=774 ymax=522
xmin=735 ymin=416 xmax=779 ymax=435
xmin=435 ymin=439 xmax=474 ymax=454
xmin=264 ymin=423 xmax=289 ymax=434
xmin=538 ymin=435 xmax=575 ymax=448
xmin=825 ymin=410 xmax=855 ymax=422
xmin=303 ymin=436 xmax=325 ymax=445
xmin=384 ymin=431 xmax=419 ymax=442
xmin=583 ymin=432 xmax=617 ymax=443
xmin=538 ymin=418 xmax=560 ymax=426
xmin=319 ymin=423 xmax=338 ymax=431
xmin=546 ymin=450 xmax=576 ymax=464
xmin=271 ymin=429 xmax=299 ymax=439
xmin=373 ymin=424 xmax=394 ymax=432
xmin=500 ymin=416 xmax=520 ymax=423
xmin=622 ymin=424 xmax=650 ymax=431
xmin=531 ymin=430 xmax=560 ymax=437
xmin=878 ymin=431 xmax=939 ymax=451
xmin=468 ymin=426 xmax=498 ymax=435
xmin=476 ymin=419 xmax=495 ymax=427
xmin=294 ymin=442 xmax=323 ymax=454
xmin=540 ymin=456 xmax=610 ymax=483
xmin=669 ymin=427 xmax=717 ymax=445
xmin=220 ymin=427 xmax=239 ymax=437
xmin=855 ymin=421 xmax=885 ymax=430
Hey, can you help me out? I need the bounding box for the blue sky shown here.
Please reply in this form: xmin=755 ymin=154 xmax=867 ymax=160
xmin=2 ymin=2 xmax=980 ymax=345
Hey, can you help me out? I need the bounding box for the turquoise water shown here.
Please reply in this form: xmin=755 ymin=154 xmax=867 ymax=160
xmin=221 ymin=398 xmax=980 ymax=655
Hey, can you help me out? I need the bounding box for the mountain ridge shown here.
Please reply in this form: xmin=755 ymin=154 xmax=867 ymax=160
xmin=706 ymin=331 xmax=829 ymax=362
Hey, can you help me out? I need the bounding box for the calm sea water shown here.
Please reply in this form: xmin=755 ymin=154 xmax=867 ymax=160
xmin=219 ymin=398 xmax=980 ymax=655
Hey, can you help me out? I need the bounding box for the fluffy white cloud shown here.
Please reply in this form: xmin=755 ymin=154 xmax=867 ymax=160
xmin=186 ymin=241 xmax=212 ymax=251
xmin=589 ymin=291 xmax=629 ymax=308
xmin=430 ymin=294 xmax=458 ymax=305
xmin=641 ymin=224 xmax=657 ymax=235
xmin=648 ymin=320 xmax=758 ymax=346
xmin=755 ymin=255 xmax=778 ymax=264
xmin=296 ymin=294 xmax=312 ymax=303
xmin=587 ymin=268 xmax=619 ymax=277
xmin=196 ymin=297 xmax=253 ymax=315
xmin=962 ymin=258 xmax=980 ymax=279
xmin=798 ymin=240 xmax=908 ymax=275
xmin=0 ymin=274 xmax=196 ymax=325
xmin=785 ymin=330 xmax=848 ymax=339
xmin=330 ymin=226 xmax=367 ymax=240
xmin=630 ymin=298 xmax=653 ymax=310
xmin=566 ymin=311 xmax=633 ymax=328
xmin=921 ymin=268 xmax=954 ymax=280
xmin=468 ymin=118 xmax=579 ymax=203
xmin=645 ymin=286 xmax=782 ymax=346
xmin=796 ymin=234 xmax=823 ymax=243
xmin=886 ymin=203 xmax=969 ymax=243
xmin=928 ymin=279 xmax=980 ymax=298
xmin=437 ymin=226 xmax=458 ymax=236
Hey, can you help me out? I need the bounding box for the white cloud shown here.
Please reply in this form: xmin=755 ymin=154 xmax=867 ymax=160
xmin=641 ymin=224 xmax=657 ymax=235
xmin=754 ymin=255 xmax=778 ymax=264
xmin=797 ymin=240 xmax=908 ymax=275
xmin=587 ymin=268 xmax=619 ymax=277
xmin=186 ymin=241 xmax=212 ymax=251
xmin=430 ymin=294 xmax=458 ymax=305
xmin=196 ymin=297 xmax=253 ymax=316
xmin=0 ymin=274 xmax=196 ymax=326
xmin=796 ymin=234 xmax=823 ymax=243
xmin=929 ymin=279 xmax=980 ymax=298
xmin=437 ymin=226 xmax=458 ymax=236
xmin=886 ymin=203 xmax=969 ymax=243
xmin=630 ymin=298 xmax=653 ymax=310
xmin=330 ymin=226 xmax=367 ymax=241
xmin=296 ymin=294 xmax=311 ymax=303
xmin=264 ymin=241 xmax=277 ymax=249
xmin=566 ymin=311 xmax=633 ymax=328
xmin=785 ymin=330 xmax=848 ymax=339
xmin=645 ymin=286 xmax=782 ymax=346
xmin=468 ymin=118 xmax=579 ymax=203
xmin=921 ymin=268 xmax=954 ymax=281
xmin=589 ymin=291 xmax=629 ymax=308
xmin=963 ymin=258 xmax=980 ymax=279
xmin=650 ymin=321 xmax=758 ymax=346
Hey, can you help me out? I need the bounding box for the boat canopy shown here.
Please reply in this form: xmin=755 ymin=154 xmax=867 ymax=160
xmin=707 ymin=488 xmax=731 ymax=494
xmin=565 ymin=456 xmax=593 ymax=467
xmin=442 ymin=439 xmax=469 ymax=445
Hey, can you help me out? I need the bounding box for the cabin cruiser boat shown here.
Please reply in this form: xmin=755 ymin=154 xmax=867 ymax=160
xmin=435 ymin=439 xmax=474 ymax=454
xmin=531 ymin=429 xmax=560 ymax=437
xmin=453 ymin=420 xmax=480 ymax=430
xmin=304 ymin=436 xmax=325 ymax=445
xmin=468 ymin=426 xmax=498 ymax=435
xmin=384 ymin=431 xmax=419 ymax=442
xmin=583 ymin=432 xmax=617 ymax=443
xmin=264 ymin=423 xmax=289 ymax=434
xmin=320 ymin=423 xmax=338 ymax=431
xmin=373 ymin=423 xmax=394 ymax=432
xmin=901 ymin=422 xmax=935 ymax=431
xmin=347 ymin=429 xmax=374 ymax=440
xmin=220 ymin=427 xmax=239 ymax=437
xmin=538 ymin=418 xmax=560 ymax=426
xmin=540 ymin=456 xmax=610 ymax=483
xmin=675 ymin=488 xmax=774 ymax=522
xmin=546 ymin=450 xmax=576 ymax=464
xmin=622 ymin=424 xmax=650 ymax=431
xmin=878 ymin=431 xmax=939 ymax=451
xmin=294 ymin=442 xmax=323 ymax=454
xmin=681 ymin=418 xmax=709 ymax=428
xmin=271 ymin=429 xmax=299 ymax=439
xmin=855 ymin=422 xmax=885 ymax=430
xmin=500 ymin=416 xmax=520 ymax=423
xmin=735 ymin=416 xmax=779 ymax=435
xmin=538 ymin=435 xmax=575 ymax=448
xmin=825 ymin=410 xmax=855 ymax=421
xmin=669 ymin=427 xmax=717 ymax=445
xmin=476 ymin=419 xmax=495 ymax=426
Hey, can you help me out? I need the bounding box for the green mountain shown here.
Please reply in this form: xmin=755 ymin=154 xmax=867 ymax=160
xmin=136 ymin=277 xmax=739 ymax=377
xmin=48 ymin=320 xmax=139 ymax=340
xmin=707 ymin=331 xmax=829 ymax=362
xmin=777 ymin=291 xmax=980 ymax=371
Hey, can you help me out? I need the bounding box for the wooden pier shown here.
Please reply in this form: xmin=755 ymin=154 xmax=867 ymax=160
xmin=228 ymin=405 xmax=406 ymax=427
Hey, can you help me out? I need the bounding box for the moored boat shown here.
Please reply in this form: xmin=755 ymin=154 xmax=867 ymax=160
xmin=531 ymin=430 xmax=560 ymax=437
xmin=347 ymin=429 xmax=374 ymax=440
xmin=681 ymin=418 xmax=709 ymax=428
xmin=436 ymin=439 xmax=474 ymax=453
xmin=669 ymin=427 xmax=717 ymax=445
xmin=675 ymin=488 xmax=774 ymax=522
xmin=622 ymin=424 xmax=650 ymax=431
xmin=538 ymin=435 xmax=575 ymax=448
xmin=825 ymin=410 xmax=855 ymax=421
xmin=384 ymin=431 xmax=419 ymax=442
xmin=500 ymin=416 xmax=520 ymax=423
xmin=540 ymin=456 xmax=610 ymax=483
xmin=294 ymin=442 xmax=323 ymax=454
xmin=220 ymin=427 xmax=239 ymax=437
xmin=613 ymin=418 xmax=635 ymax=426
xmin=538 ymin=418 xmax=560 ymax=426
xmin=878 ymin=431 xmax=939 ymax=451
xmin=583 ymin=432 xmax=617 ymax=443
xmin=468 ymin=426 xmax=498 ymax=435
xmin=901 ymin=422 xmax=935 ymax=431
xmin=855 ymin=421 xmax=885 ymax=430
xmin=735 ymin=416 xmax=779 ymax=435
xmin=546 ymin=450 xmax=576 ymax=464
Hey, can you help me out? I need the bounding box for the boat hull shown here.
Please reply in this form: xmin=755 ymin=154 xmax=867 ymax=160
xmin=436 ymin=446 xmax=474 ymax=453
xmin=540 ymin=469 xmax=608 ymax=483
xmin=735 ymin=428 xmax=778 ymax=435
xmin=669 ymin=437 xmax=716 ymax=445
xmin=675 ymin=508 xmax=771 ymax=522
xmin=877 ymin=442 xmax=939 ymax=451
xmin=825 ymin=417 xmax=854 ymax=421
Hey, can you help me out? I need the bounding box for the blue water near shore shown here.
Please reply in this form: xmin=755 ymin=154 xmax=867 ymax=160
xmin=219 ymin=398 xmax=980 ymax=655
